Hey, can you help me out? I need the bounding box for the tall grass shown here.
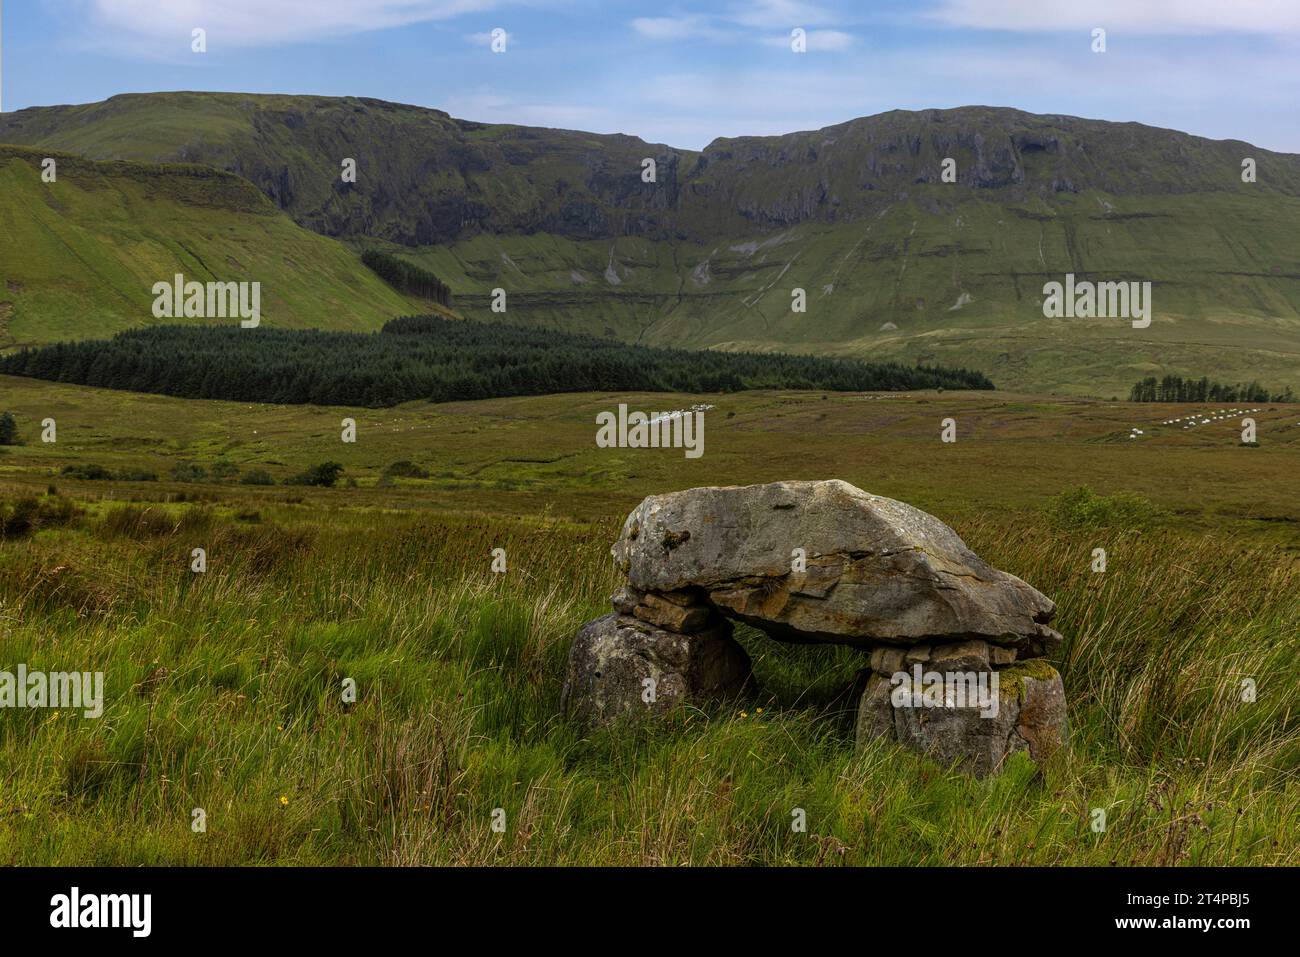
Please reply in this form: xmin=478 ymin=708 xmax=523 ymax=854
xmin=0 ymin=498 xmax=1295 ymax=865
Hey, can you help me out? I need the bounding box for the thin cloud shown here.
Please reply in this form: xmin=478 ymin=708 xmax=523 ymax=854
xmin=74 ymin=0 xmax=500 ymax=47
xmin=467 ymin=29 xmax=513 ymax=47
xmin=631 ymin=2 xmax=853 ymax=49
xmin=930 ymin=0 xmax=1300 ymax=35
xmin=761 ymin=29 xmax=855 ymax=51
xmin=729 ymin=0 xmax=836 ymax=30
xmin=631 ymin=16 xmax=730 ymax=41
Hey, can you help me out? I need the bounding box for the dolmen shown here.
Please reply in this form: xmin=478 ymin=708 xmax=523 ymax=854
xmin=562 ymin=480 xmax=1068 ymax=775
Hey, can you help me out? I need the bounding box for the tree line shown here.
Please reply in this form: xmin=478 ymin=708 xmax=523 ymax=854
xmin=0 ymin=316 xmax=994 ymax=408
xmin=361 ymin=250 xmax=453 ymax=307
xmin=1129 ymin=375 xmax=1295 ymax=403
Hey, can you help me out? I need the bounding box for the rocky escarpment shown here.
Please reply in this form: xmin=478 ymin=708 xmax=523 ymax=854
xmin=4 ymin=95 xmax=1297 ymax=245
xmin=565 ymin=480 xmax=1069 ymax=775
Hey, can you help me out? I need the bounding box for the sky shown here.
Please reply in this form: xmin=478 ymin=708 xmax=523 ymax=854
xmin=2 ymin=0 xmax=1298 ymax=152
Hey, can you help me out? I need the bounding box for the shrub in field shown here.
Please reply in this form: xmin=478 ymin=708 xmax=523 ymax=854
xmin=59 ymin=463 xmax=159 ymax=482
xmin=60 ymin=463 xmax=114 ymax=481
xmin=99 ymin=504 xmax=180 ymax=539
xmin=1045 ymin=485 xmax=1167 ymax=530
xmin=0 ymin=410 xmax=17 ymax=445
xmin=285 ymin=462 xmax=344 ymax=487
xmin=222 ymin=523 xmax=315 ymax=574
xmin=171 ymin=461 xmax=209 ymax=483
xmin=0 ymin=494 xmax=82 ymax=539
xmin=384 ymin=460 xmax=430 ymax=479
xmin=239 ymin=468 xmax=276 ymax=486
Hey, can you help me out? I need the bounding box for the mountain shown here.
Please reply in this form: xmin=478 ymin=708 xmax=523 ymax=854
xmin=3 ymin=92 xmax=1300 ymax=395
xmin=0 ymin=144 xmax=450 ymax=349
xmin=6 ymin=93 xmax=1299 ymax=242
xmin=0 ymin=92 xmax=685 ymax=244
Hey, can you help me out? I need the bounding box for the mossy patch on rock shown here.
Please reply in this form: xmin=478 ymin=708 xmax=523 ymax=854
xmin=998 ymin=658 xmax=1061 ymax=703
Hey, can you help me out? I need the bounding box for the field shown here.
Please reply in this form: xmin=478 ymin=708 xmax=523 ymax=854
xmin=2 ymin=376 xmax=1298 ymax=536
xmin=0 ymin=378 xmax=1296 ymax=864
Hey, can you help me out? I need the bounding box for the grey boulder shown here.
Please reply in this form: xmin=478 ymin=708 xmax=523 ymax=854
xmin=855 ymin=660 xmax=1068 ymax=776
xmin=611 ymin=479 xmax=1061 ymax=656
xmin=561 ymin=613 xmax=750 ymax=727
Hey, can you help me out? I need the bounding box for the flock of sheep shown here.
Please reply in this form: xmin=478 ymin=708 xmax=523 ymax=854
xmin=1127 ymin=408 xmax=1263 ymax=439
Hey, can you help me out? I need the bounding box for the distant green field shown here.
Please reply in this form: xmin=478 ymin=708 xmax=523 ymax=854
xmin=2 ymin=376 xmax=1297 ymax=546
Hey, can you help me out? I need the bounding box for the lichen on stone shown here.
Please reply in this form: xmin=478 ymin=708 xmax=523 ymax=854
xmin=997 ymin=658 xmax=1060 ymax=703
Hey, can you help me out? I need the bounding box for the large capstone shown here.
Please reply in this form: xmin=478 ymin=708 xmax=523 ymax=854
xmin=610 ymin=479 xmax=1062 ymax=657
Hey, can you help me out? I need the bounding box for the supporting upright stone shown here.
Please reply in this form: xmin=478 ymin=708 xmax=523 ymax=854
xmin=855 ymin=660 xmax=1068 ymax=776
xmin=561 ymin=613 xmax=750 ymax=728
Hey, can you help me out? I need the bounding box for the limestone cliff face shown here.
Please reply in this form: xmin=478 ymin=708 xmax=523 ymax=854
xmin=4 ymin=94 xmax=1297 ymax=245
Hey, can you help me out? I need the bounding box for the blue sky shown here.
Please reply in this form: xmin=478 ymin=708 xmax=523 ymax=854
xmin=3 ymin=0 xmax=1299 ymax=151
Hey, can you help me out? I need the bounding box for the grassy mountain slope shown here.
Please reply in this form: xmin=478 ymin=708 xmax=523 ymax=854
xmin=0 ymin=146 xmax=430 ymax=348
xmin=0 ymin=92 xmax=685 ymax=244
xmin=3 ymin=93 xmax=1300 ymax=393
xmin=402 ymin=187 xmax=1300 ymax=395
